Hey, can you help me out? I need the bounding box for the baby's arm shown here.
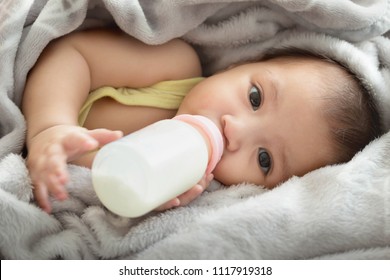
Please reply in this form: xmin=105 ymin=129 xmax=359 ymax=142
xmin=23 ymin=28 xmax=202 ymax=212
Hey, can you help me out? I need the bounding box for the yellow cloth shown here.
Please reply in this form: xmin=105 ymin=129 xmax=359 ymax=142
xmin=78 ymin=77 xmax=204 ymax=126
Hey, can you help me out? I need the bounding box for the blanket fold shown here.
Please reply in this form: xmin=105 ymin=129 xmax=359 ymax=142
xmin=1 ymin=0 xmax=390 ymax=259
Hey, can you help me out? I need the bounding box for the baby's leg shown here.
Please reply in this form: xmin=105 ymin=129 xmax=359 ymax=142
xmin=26 ymin=124 xmax=122 ymax=213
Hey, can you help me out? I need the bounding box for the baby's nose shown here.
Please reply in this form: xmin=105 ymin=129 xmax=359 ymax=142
xmin=221 ymin=115 xmax=245 ymax=152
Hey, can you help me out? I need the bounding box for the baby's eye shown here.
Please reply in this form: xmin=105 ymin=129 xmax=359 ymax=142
xmin=258 ymin=148 xmax=271 ymax=174
xmin=248 ymin=86 xmax=262 ymax=111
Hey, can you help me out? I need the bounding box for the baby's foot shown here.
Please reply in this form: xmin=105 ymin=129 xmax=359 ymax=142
xmin=26 ymin=125 xmax=122 ymax=212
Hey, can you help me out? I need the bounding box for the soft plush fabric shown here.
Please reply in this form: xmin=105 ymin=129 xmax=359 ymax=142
xmin=0 ymin=0 xmax=389 ymax=259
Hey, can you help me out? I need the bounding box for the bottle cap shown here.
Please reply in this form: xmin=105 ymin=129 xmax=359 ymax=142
xmin=173 ymin=114 xmax=224 ymax=174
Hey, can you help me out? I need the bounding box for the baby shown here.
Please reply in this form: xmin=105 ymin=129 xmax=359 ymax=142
xmin=22 ymin=28 xmax=381 ymax=213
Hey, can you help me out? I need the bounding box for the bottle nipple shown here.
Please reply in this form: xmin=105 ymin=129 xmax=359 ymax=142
xmin=173 ymin=114 xmax=224 ymax=174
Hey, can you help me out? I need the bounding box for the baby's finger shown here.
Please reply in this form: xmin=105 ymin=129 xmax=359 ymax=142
xmin=154 ymin=198 xmax=180 ymax=211
xmin=62 ymin=133 xmax=99 ymax=160
xmin=46 ymin=143 xmax=69 ymax=183
xmin=33 ymin=182 xmax=51 ymax=213
xmin=203 ymin=173 xmax=214 ymax=189
xmin=154 ymin=174 xmax=215 ymax=212
xmin=46 ymin=173 xmax=68 ymax=201
xmin=87 ymin=129 xmax=123 ymax=146
xmin=175 ymin=184 xmax=204 ymax=207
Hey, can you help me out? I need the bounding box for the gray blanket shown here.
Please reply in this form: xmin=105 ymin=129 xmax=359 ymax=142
xmin=1 ymin=0 xmax=390 ymax=259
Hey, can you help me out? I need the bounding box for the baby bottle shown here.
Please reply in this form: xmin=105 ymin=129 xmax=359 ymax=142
xmin=91 ymin=114 xmax=224 ymax=217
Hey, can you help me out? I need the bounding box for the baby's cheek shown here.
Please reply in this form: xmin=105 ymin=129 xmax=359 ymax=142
xmin=213 ymin=157 xmax=268 ymax=187
xmin=212 ymin=160 xmax=240 ymax=186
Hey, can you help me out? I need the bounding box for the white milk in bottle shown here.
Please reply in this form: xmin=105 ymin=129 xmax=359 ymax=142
xmin=92 ymin=114 xmax=223 ymax=217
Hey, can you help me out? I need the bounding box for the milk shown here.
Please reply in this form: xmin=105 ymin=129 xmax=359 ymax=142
xmin=92 ymin=114 xmax=223 ymax=217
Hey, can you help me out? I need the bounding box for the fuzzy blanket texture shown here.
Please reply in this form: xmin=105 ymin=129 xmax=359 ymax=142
xmin=1 ymin=0 xmax=390 ymax=260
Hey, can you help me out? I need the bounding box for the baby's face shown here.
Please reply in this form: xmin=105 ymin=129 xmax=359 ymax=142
xmin=177 ymin=57 xmax=337 ymax=188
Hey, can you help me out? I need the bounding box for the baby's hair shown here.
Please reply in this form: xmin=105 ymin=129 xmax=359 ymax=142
xmin=319 ymin=62 xmax=382 ymax=163
xmin=261 ymin=49 xmax=382 ymax=165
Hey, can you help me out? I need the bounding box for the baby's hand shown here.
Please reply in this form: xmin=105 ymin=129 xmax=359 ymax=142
xmin=155 ymin=173 xmax=214 ymax=212
xmin=26 ymin=125 xmax=122 ymax=213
